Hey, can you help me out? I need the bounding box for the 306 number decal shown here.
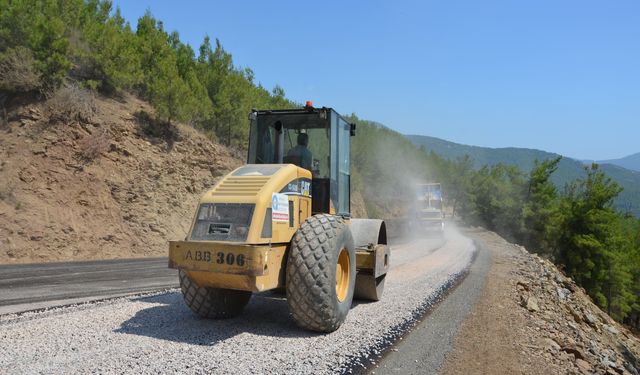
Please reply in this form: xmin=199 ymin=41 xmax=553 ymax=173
xmin=184 ymin=250 xmax=245 ymax=267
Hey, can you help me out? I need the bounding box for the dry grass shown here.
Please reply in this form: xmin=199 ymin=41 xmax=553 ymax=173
xmin=78 ymin=127 xmax=110 ymax=161
xmin=47 ymin=83 xmax=97 ymax=123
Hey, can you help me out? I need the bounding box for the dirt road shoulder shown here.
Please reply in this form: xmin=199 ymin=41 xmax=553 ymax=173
xmin=438 ymin=229 xmax=563 ymax=375
xmin=440 ymin=229 xmax=639 ymax=375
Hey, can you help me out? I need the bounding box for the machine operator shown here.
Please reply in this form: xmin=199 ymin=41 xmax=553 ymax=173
xmin=287 ymin=133 xmax=312 ymax=171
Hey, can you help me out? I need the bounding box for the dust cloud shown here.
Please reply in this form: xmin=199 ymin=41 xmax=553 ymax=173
xmin=352 ymin=124 xmax=440 ymax=242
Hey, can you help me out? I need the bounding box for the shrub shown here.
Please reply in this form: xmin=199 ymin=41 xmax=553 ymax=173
xmin=78 ymin=127 xmax=109 ymax=161
xmin=47 ymin=83 xmax=97 ymax=123
xmin=0 ymin=47 xmax=41 ymax=93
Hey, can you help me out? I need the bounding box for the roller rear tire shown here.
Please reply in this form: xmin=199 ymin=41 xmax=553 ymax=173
xmin=179 ymin=270 xmax=252 ymax=319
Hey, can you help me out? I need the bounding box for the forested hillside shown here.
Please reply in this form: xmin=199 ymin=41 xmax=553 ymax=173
xmin=407 ymin=134 xmax=640 ymax=216
xmin=352 ymin=126 xmax=639 ymax=330
xmin=1 ymin=0 xmax=638 ymax=330
xmin=416 ymin=148 xmax=640 ymax=329
xmin=0 ymin=0 xmax=294 ymax=148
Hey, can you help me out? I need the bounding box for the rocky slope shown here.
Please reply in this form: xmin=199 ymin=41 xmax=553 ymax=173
xmin=514 ymin=247 xmax=640 ymax=374
xmin=0 ymin=92 xmax=243 ymax=263
xmin=441 ymin=229 xmax=640 ymax=375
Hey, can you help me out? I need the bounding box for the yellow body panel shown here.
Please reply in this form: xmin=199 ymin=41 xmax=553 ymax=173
xmin=193 ymin=164 xmax=312 ymax=244
xmin=169 ymin=164 xmax=310 ymax=291
xmin=169 ymin=241 xmax=271 ymax=276
xmin=168 ymin=163 xmax=384 ymax=292
xmin=169 ymin=241 xmax=288 ymax=292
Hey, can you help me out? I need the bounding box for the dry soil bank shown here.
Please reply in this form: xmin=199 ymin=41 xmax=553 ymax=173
xmin=0 ymin=93 xmax=370 ymax=264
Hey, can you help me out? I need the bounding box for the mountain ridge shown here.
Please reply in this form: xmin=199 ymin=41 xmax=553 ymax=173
xmin=583 ymin=152 xmax=640 ymax=173
xmin=406 ymin=134 xmax=640 ymax=216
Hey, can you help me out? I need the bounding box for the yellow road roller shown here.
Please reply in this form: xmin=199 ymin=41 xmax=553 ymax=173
xmin=169 ymin=103 xmax=390 ymax=332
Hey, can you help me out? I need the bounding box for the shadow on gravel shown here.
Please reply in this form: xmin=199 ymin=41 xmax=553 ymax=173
xmin=114 ymin=291 xmax=318 ymax=345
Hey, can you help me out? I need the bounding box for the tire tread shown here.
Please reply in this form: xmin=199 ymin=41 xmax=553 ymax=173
xmin=286 ymin=214 xmax=354 ymax=332
xmin=179 ymin=270 xmax=251 ymax=319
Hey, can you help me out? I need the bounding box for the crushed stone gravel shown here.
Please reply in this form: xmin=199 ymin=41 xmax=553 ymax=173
xmin=0 ymin=228 xmax=475 ymax=375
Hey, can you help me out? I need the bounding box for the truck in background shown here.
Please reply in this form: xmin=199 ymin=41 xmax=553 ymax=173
xmin=415 ymin=183 xmax=444 ymax=235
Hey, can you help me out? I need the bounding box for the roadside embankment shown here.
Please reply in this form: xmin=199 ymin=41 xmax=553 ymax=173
xmin=0 ymin=94 xmax=242 ymax=264
xmin=440 ymin=229 xmax=640 ymax=375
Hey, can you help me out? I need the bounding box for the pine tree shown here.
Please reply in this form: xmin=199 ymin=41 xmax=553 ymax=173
xmin=521 ymin=157 xmax=561 ymax=256
xmin=136 ymin=12 xmax=191 ymax=123
xmin=555 ymin=164 xmax=629 ymax=311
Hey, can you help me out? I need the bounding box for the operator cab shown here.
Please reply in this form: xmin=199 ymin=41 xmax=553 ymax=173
xmin=417 ymin=183 xmax=443 ymax=210
xmin=247 ymin=104 xmax=355 ymax=216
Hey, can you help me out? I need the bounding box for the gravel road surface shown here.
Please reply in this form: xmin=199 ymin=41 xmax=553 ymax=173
xmin=0 ymin=258 xmax=177 ymax=315
xmin=0 ymin=227 xmax=475 ymax=374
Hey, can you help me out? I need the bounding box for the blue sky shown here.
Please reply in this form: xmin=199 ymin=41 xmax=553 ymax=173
xmin=114 ymin=1 xmax=640 ymax=160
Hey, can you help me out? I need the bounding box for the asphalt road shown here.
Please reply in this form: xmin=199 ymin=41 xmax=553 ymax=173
xmin=0 ymin=235 xmax=444 ymax=316
xmin=0 ymin=258 xmax=178 ymax=315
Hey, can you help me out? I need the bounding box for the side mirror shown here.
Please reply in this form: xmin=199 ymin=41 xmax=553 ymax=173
xmin=350 ymin=123 xmax=356 ymax=136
